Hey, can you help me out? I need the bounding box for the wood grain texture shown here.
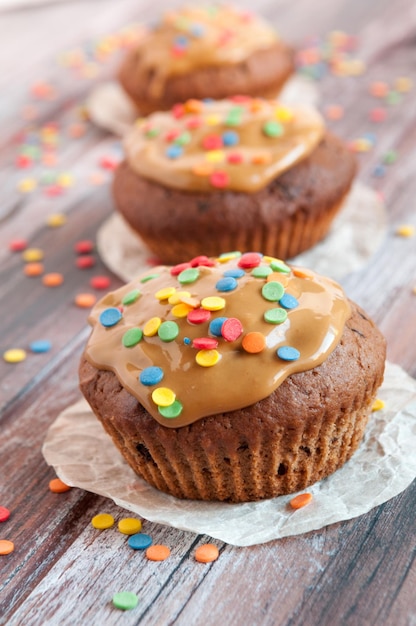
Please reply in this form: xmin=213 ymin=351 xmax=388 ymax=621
xmin=0 ymin=1 xmax=415 ymax=625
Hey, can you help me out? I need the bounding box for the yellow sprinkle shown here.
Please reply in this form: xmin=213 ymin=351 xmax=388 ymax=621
xmin=171 ymin=303 xmax=193 ymax=318
xmin=3 ymin=348 xmax=27 ymax=363
xmin=155 ymin=286 xmax=176 ymax=301
xmin=217 ymin=252 xmax=241 ymax=263
xmin=152 ymin=387 xmax=176 ymax=407
xmin=395 ymin=224 xmax=415 ymax=237
xmin=46 ymin=213 xmax=67 ymax=227
xmin=118 ymin=517 xmax=142 ymax=535
xmin=347 ymin=59 xmax=366 ymax=76
xmin=57 ymin=173 xmax=74 ymax=187
xmin=91 ymin=513 xmax=114 ymax=529
xmin=22 ymin=248 xmax=44 ymax=262
xmin=205 ymin=115 xmax=221 ymax=126
xmin=143 ymin=317 xmax=162 ymax=336
xmin=201 ymin=296 xmax=226 ymax=311
xmin=196 ymin=349 xmax=221 ymax=367
xmin=372 ymin=398 xmax=385 ymax=412
xmin=275 ymin=106 xmax=294 ymax=122
xmin=168 ymin=290 xmax=191 ymax=305
xmin=205 ymin=150 xmax=225 ymax=163
xmin=18 ymin=178 xmax=37 ymax=193
xmin=395 ymin=76 xmax=413 ymax=93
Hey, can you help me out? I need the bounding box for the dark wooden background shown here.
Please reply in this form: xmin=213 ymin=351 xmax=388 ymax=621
xmin=0 ymin=0 xmax=415 ymax=624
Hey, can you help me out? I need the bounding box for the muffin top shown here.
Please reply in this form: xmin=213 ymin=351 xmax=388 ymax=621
xmin=132 ymin=4 xmax=279 ymax=96
xmin=84 ymin=252 xmax=351 ymax=428
xmin=124 ymin=97 xmax=325 ymax=193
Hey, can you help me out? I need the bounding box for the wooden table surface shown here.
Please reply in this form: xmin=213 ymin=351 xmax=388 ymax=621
xmin=1 ymin=1 xmax=415 ymax=624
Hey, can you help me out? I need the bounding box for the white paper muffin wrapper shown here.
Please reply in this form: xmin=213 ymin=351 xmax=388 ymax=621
xmin=42 ymin=361 xmax=416 ymax=546
xmin=96 ymin=181 xmax=387 ymax=284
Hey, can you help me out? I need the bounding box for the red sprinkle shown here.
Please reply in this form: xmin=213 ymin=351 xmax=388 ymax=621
xmin=90 ymin=276 xmax=111 ymax=290
xmin=172 ymin=104 xmax=185 ymax=119
xmin=369 ymin=107 xmax=387 ymax=123
xmin=0 ymin=506 xmax=11 ymax=522
xmin=238 ymin=252 xmax=262 ymax=268
xmin=190 ymin=255 xmax=215 ymax=267
xmin=76 ymin=255 xmax=96 ymax=269
xmin=74 ymin=240 xmax=95 ymax=254
xmin=227 ymin=152 xmax=243 ymax=164
xmin=16 ymin=155 xmax=32 ymax=168
xmin=210 ymin=171 xmax=229 ymax=189
xmin=165 ymin=129 xmax=180 ymax=142
xmin=192 ymin=337 xmax=219 ymax=350
xmin=186 ymin=117 xmax=202 ymax=130
xmin=202 ymin=134 xmax=223 ymax=150
xmin=99 ymin=156 xmax=119 ymax=170
xmin=222 ymin=317 xmax=243 ymax=341
xmin=187 ymin=308 xmax=211 ymax=324
xmin=9 ymin=238 xmax=28 ymax=252
xmin=170 ymin=262 xmax=192 ymax=276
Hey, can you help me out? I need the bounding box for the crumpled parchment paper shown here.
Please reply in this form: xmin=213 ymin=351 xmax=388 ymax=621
xmin=42 ymin=361 xmax=416 ymax=546
xmin=96 ymin=181 xmax=387 ymax=284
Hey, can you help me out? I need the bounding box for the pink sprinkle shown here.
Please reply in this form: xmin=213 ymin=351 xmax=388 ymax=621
xmin=238 ymin=252 xmax=262 ymax=269
xmin=170 ymin=262 xmax=192 ymax=276
xmin=222 ymin=318 xmax=243 ymax=341
xmin=187 ymin=308 xmax=211 ymax=324
xmin=210 ymin=171 xmax=229 ymax=189
xmin=192 ymin=337 xmax=219 ymax=350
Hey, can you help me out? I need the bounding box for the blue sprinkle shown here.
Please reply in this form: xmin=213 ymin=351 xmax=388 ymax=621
xmin=29 ymin=339 xmax=52 ymax=353
xmin=190 ymin=22 xmax=205 ymax=37
xmin=99 ymin=307 xmax=122 ymax=327
xmin=222 ymin=130 xmax=239 ymax=146
xmin=209 ymin=317 xmax=227 ymax=337
xmin=223 ymin=268 xmax=245 ymax=279
xmin=215 ymin=277 xmax=238 ymax=292
xmin=140 ymin=366 xmax=164 ymax=386
xmin=166 ymin=145 xmax=183 ymax=159
xmin=277 ymin=346 xmax=300 ymax=361
xmin=279 ymin=293 xmax=299 ymax=310
xmin=174 ymin=34 xmax=189 ymax=48
xmin=183 ymin=337 xmax=192 ymax=345
xmin=372 ymin=164 xmax=386 ymax=178
xmin=127 ymin=533 xmax=153 ymax=550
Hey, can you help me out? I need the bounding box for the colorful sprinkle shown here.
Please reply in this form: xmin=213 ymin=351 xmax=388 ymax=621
xmin=238 ymin=252 xmax=262 ymax=268
xmin=242 ymin=332 xmax=266 ymax=354
xmin=118 ymin=518 xmax=142 ymax=535
xmin=122 ymin=328 xmax=143 ymax=347
xmin=252 ymin=265 xmax=273 ymax=278
xmin=201 ymin=296 xmax=226 ymax=311
xmin=9 ymin=238 xmax=28 ymax=252
xmin=22 ymin=248 xmax=43 ymax=262
xmin=158 ymin=399 xmax=183 ymax=418
xmin=0 ymin=507 xmax=11 ymax=523
xmin=74 ymin=293 xmax=97 ymax=308
xmin=29 ymin=340 xmax=52 ymax=353
xmin=145 ymin=544 xmax=171 ymax=561
xmin=209 ymin=316 xmax=227 ymax=336
xmin=99 ymin=308 xmax=122 ymax=327
xmin=140 ymin=366 xmax=164 ymax=386
xmin=395 ymin=224 xmax=415 ymax=237
xmin=24 ymin=262 xmax=44 ymax=277
xmin=49 ymin=478 xmax=71 ymax=493
xmin=262 ymin=281 xmax=285 ymax=302
xmin=223 ymin=268 xmax=245 ymax=278
xmin=195 ymin=543 xmax=220 ymax=563
xmin=155 ymin=286 xmax=177 ymax=301
xmin=210 ymin=170 xmax=229 ymax=188
xmin=289 ymin=493 xmax=313 ymax=509
xmin=143 ymin=317 xmax=162 ymax=336
xmin=158 ymin=321 xmax=179 ymax=342
xmin=178 ymin=267 xmax=200 ymax=284
xmin=264 ymin=308 xmax=288 ymax=325
xmin=372 ymin=398 xmax=385 ymax=412
xmin=42 ymin=272 xmax=64 ymax=287
xmin=277 ymin=346 xmax=300 ymax=361
xmin=122 ymin=289 xmax=141 ymax=305
xmin=187 ymin=308 xmax=211 ymax=324
xmin=74 ymin=240 xmax=94 ymax=254
xmin=279 ymin=293 xmax=299 ymax=310
xmin=152 ymin=387 xmax=176 ymax=407
xmin=90 ymin=276 xmax=111 ymax=290
xmin=216 ymin=277 xmax=238 ymax=292
xmin=263 ymin=120 xmax=284 ymax=137
xmin=0 ymin=540 xmax=14 ymax=555
xmin=91 ymin=513 xmax=114 ymax=529
xmin=270 ymin=259 xmax=290 ymax=273
xmin=196 ymin=349 xmax=221 ymax=367
xmin=221 ymin=318 xmax=243 ymax=341
xmin=192 ymin=337 xmax=219 ymax=350
xmin=128 ymin=533 xmax=153 ymax=550
xmin=112 ymin=592 xmax=139 ymax=611
xmin=3 ymin=348 xmax=27 ymax=363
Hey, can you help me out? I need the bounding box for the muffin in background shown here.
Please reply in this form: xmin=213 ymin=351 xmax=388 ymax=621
xmin=113 ymin=97 xmax=357 ymax=264
xmin=118 ymin=3 xmax=295 ymax=114
xmin=79 ymin=251 xmax=386 ymax=503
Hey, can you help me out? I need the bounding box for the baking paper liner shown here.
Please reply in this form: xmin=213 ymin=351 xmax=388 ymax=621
xmin=96 ymin=181 xmax=387 ymax=283
xmin=86 ymin=75 xmax=320 ymax=138
xmin=42 ymin=361 xmax=416 ymax=546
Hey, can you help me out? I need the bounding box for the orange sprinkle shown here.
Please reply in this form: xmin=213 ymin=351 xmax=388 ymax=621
xmin=74 ymin=293 xmax=97 ymax=308
xmin=24 ymin=262 xmax=44 ymax=277
xmin=145 ymin=544 xmax=171 ymax=561
xmin=195 ymin=544 xmax=220 ymax=563
xmin=266 ymin=272 xmax=289 ymax=286
xmin=0 ymin=539 xmax=14 ymax=555
xmin=49 ymin=478 xmax=71 ymax=493
xmin=242 ymin=331 xmax=266 ymax=354
xmin=293 ymin=268 xmax=315 ymax=279
xmin=184 ymin=99 xmax=202 ymax=114
xmin=42 ymin=272 xmax=64 ymax=287
xmin=192 ymin=163 xmax=213 ymax=177
xmin=251 ymin=153 xmax=272 ymax=165
xmin=289 ymin=493 xmax=313 ymax=510
xmin=250 ymin=98 xmax=264 ymax=112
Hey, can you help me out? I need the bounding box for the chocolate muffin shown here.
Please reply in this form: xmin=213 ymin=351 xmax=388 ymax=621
xmin=118 ymin=4 xmax=295 ymax=114
xmin=113 ymin=97 xmax=357 ymax=264
xmin=79 ymin=251 xmax=386 ymax=503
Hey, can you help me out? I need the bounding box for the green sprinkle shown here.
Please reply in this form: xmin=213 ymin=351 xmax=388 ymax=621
xmin=270 ymin=259 xmax=291 ymax=274
xmin=158 ymin=321 xmax=179 ymax=342
xmin=263 ymin=120 xmax=284 ymax=138
xmin=262 ymin=281 xmax=285 ymax=302
xmin=159 ymin=399 xmax=183 ymax=418
xmin=112 ymin=591 xmax=139 ymax=611
xmin=122 ymin=289 xmax=141 ymax=305
xmin=145 ymin=127 xmax=160 ymax=138
xmin=264 ymin=308 xmax=288 ymax=324
xmin=122 ymin=328 xmax=143 ymax=347
xmin=175 ymin=131 xmax=192 ymax=145
xmin=178 ymin=267 xmax=200 ymax=284
xmin=251 ymin=266 xmax=273 ymax=278
xmin=383 ymin=150 xmax=398 ymax=165
xmin=140 ymin=273 xmax=160 ymax=283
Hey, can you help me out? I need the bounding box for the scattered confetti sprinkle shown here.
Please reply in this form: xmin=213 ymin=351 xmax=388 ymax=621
xmin=74 ymin=293 xmax=97 ymax=308
xmin=128 ymin=533 xmax=152 ymax=550
xmin=3 ymin=349 xmax=27 ymax=363
xmin=118 ymin=518 xmax=142 ymax=535
xmin=30 ymin=340 xmax=52 ymax=353
xmin=0 ymin=507 xmax=11 ymax=523
xmin=112 ymin=591 xmax=139 ymax=611
xmin=195 ymin=544 xmax=220 ymax=563
xmin=395 ymin=225 xmax=415 ymax=237
xmin=372 ymin=398 xmax=385 ymax=412
xmin=0 ymin=540 xmax=15 ymax=555
xmin=91 ymin=513 xmax=115 ymax=530
xmin=49 ymin=478 xmax=71 ymax=493
xmin=145 ymin=544 xmax=171 ymax=561
xmin=289 ymin=493 xmax=313 ymax=509
xmin=42 ymin=273 xmax=64 ymax=287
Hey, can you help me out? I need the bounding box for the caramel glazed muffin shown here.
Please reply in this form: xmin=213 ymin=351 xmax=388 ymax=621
xmin=79 ymin=251 xmax=386 ymax=503
xmin=113 ymin=97 xmax=357 ymax=264
xmin=118 ymin=4 xmax=295 ymax=114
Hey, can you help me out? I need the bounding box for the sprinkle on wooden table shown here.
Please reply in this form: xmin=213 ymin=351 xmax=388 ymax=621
xmin=289 ymin=493 xmax=313 ymax=510
xmin=74 ymin=240 xmax=95 ymax=254
xmin=22 ymin=248 xmax=44 ymax=262
xmin=118 ymin=518 xmax=142 ymax=535
xmin=112 ymin=591 xmax=139 ymax=611
xmin=17 ymin=178 xmax=37 ymax=193
xmin=3 ymin=349 xmax=27 ymax=363
xmin=49 ymin=478 xmax=71 ymax=493
xmin=76 ymin=255 xmax=96 ymax=269
xmin=91 ymin=513 xmax=115 ymax=530
xmin=0 ymin=540 xmax=15 ymax=555
xmin=42 ymin=273 xmax=64 ymax=287
xmin=46 ymin=213 xmax=67 ymax=227
xmin=24 ymin=262 xmax=44 ymax=277
xmin=30 ymin=340 xmax=52 ymax=353
xmin=195 ymin=544 xmax=220 ymax=563
xmin=372 ymin=398 xmax=385 ymax=411
xmin=0 ymin=507 xmax=11 ymax=523
xmin=395 ymin=224 xmax=415 ymax=237
xmin=145 ymin=544 xmax=171 ymax=561
xmin=90 ymin=276 xmax=111 ymax=290
xmin=9 ymin=238 xmax=28 ymax=252
xmin=74 ymin=293 xmax=97 ymax=308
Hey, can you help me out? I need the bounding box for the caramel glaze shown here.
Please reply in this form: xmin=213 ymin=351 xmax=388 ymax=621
xmin=84 ymin=255 xmax=351 ymax=428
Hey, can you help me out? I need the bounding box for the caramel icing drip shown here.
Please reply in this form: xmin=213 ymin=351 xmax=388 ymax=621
xmin=134 ymin=4 xmax=278 ymax=98
xmin=124 ymin=97 xmax=325 ymax=193
xmin=84 ymin=253 xmax=351 ymax=428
